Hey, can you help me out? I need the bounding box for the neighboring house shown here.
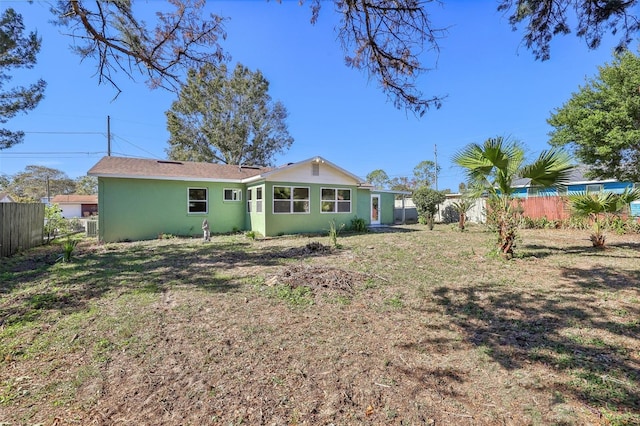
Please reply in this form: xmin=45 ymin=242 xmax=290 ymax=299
xmin=0 ymin=193 xmax=15 ymax=203
xmin=511 ymin=167 xmax=639 ymax=219
xmin=88 ymin=156 xmax=404 ymax=242
xmin=49 ymin=194 xmax=99 ymax=218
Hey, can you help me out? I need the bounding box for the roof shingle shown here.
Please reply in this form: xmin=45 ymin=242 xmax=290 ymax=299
xmin=50 ymin=194 xmax=98 ymax=204
xmin=88 ymin=156 xmax=270 ymax=181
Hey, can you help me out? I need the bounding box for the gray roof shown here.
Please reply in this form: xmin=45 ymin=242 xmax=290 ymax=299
xmin=88 ymin=156 xmax=271 ymax=182
xmin=512 ymin=165 xmax=616 ymax=187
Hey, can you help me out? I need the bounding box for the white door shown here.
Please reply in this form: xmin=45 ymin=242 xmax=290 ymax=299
xmin=371 ymin=194 xmax=380 ymax=225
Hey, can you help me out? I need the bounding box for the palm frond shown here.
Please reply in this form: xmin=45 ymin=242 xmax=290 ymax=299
xmin=617 ymin=187 xmax=640 ymax=206
xmin=453 ymin=136 xmax=525 ymax=198
xmin=520 ymin=149 xmax=574 ymax=188
xmin=568 ymin=192 xmax=619 ymax=216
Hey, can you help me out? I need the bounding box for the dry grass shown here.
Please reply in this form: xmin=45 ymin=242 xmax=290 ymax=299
xmin=1 ymin=224 xmax=639 ymax=425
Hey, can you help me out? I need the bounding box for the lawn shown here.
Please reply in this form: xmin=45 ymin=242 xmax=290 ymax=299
xmin=1 ymin=225 xmax=639 ymax=425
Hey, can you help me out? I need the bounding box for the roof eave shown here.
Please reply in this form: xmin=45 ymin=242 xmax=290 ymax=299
xmin=88 ymin=172 xmax=245 ymax=183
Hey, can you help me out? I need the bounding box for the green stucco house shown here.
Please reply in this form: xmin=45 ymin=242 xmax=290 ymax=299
xmin=88 ymin=156 xmax=402 ymax=242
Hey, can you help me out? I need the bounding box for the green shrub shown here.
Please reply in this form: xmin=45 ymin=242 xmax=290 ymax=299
xmin=350 ymin=217 xmax=367 ymax=233
xmin=44 ymin=204 xmax=69 ymax=244
xmin=58 ymin=238 xmax=79 ymax=263
xmin=328 ymin=220 xmax=345 ymax=248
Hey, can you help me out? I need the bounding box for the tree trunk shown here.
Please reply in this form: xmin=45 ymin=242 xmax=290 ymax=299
xmin=498 ymin=218 xmax=516 ymax=259
xmin=458 ymin=212 xmax=466 ymax=231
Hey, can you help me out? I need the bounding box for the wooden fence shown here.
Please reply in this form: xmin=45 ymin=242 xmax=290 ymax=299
xmin=0 ymin=203 xmax=44 ymax=257
xmin=517 ymin=197 xmax=571 ymax=221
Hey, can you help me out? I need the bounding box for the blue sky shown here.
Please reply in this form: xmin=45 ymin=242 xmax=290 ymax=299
xmin=0 ymin=0 xmax=628 ymax=192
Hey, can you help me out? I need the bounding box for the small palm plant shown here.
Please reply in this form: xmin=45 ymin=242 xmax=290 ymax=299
xmin=569 ymin=187 xmax=640 ymax=248
xmin=451 ymin=196 xmax=474 ymax=231
xmin=59 ymin=238 xmax=79 ymax=262
xmin=454 ymin=136 xmax=574 ymax=259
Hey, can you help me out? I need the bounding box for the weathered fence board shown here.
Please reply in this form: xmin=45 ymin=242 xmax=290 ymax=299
xmin=0 ymin=203 xmax=44 ymax=257
xmin=517 ymin=197 xmax=571 ymax=221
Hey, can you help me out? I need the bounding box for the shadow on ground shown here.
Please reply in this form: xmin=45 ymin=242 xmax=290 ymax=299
xmin=430 ymin=266 xmax=640 ymax=415
xmin=0 ymin=238 xmax=337 ymax=328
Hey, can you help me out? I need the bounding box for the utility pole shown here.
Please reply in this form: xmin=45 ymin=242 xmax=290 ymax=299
xmin=107 ymin=115 xmax=111 ymax=156
xmin=434 ymin=144 xmax=438 ymax=191
xmin=434 ymin=144 xmax=439 ymax=223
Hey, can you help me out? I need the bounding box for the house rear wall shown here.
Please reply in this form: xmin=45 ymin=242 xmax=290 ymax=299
xmin=98 ymin=177 xmax=246 ymax=242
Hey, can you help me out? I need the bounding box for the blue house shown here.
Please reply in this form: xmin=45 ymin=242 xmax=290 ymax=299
xmin=511 ymin=167 xmax=639 ymax=216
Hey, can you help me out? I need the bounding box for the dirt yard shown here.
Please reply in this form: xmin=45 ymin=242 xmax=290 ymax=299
xmin=1 ymin=225 xmax=639 ymax=425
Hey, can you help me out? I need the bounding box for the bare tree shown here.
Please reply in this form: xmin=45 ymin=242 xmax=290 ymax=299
xmin=330 ymin=0 xmax=448 ymax=116
xmin=51 ymin=0 xmax=227 ymax=95
xmin=497 ymin=0 xmax=640 ymax=61
xmin=50 ymin=0 xmax=640 ymax=113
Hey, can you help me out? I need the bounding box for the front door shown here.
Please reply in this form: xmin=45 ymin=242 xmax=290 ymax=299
xmin=371 ymin=194 xmax=380 ymax=225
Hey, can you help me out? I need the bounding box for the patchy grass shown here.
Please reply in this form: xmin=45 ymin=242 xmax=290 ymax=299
xmin=0 ymin=226 xmax=639 ymax=424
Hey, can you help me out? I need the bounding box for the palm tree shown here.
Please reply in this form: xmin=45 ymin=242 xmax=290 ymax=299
xmin=453 ymin=136 xmax=574 ymax=259
xmin=569 ymin=187 xmax=640 ymax=248
xmin=451 ymin=196 xmax=474 ymax=231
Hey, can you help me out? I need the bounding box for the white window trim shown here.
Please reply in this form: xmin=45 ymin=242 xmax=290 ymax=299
xmin=256 ymin=187 xmax=263 ymax=214
xmin=320 ymin=187 xmax=352 ymax=213
xmin=273 ymin=185 xmax=311 ymax=214
xmin=527 ymin=187 xmax=540 ymax=198
xmin=188 ymin=187 xmax=208 ymax=214
xmin=586 ymin=184 xmax=603 ymax=194
xmin=224 ymin=188 xmax=242 ymax=202
xmin=246 ymin=187 xmax=263 ymax=214
xmin=557 ymin=186 xmax=568 ymax=196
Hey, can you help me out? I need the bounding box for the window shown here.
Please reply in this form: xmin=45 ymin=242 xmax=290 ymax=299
xmin=527 ymin=187 xmax=540 ymax=197
xmin=321 ymin=188 xmax=352 ymax=213
xmin=273 ymin=186 xmax=309 ymax=213
xmin=586 ymin=184 xmax=602 ymax=194
xmin=256 ymin=187 xmax=263 ymax=213
xmin=188 ymin=188 xmax=208 ymax=213
xmin=247 ymin=187 xmax=263 ymax=213
xmin=224 ymin=188 xmax=242 ymax=201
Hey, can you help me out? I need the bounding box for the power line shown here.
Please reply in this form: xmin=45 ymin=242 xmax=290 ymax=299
xmin=1 ymin=151 xmax=103 ymax=155
xmin=112 ymin=134 xmax=163 ymax=159
xmin=24 ymin=131 xmax=106 ymax=136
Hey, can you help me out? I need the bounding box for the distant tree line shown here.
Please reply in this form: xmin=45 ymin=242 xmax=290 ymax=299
xmin=0 ymin=165 xmax=97 ymax=202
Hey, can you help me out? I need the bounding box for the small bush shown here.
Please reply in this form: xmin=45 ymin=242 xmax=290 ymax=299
xmin=350 ymin=217 xmax=367 ymax=233
xmin=328 ymin=220 xmax=345 ymax=248
xmin=58 ymin=238 xmax=79 ymax=263
xmin=44 ymin=204 xmax=69 ymax=244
